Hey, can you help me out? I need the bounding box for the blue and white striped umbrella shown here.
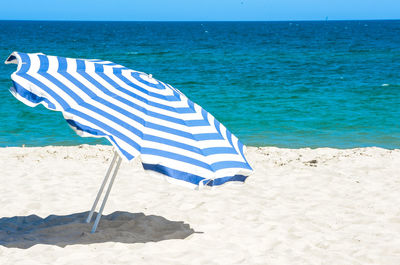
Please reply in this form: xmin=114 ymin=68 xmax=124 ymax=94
xmin=5 ymin=52 xmax=253 ymax=189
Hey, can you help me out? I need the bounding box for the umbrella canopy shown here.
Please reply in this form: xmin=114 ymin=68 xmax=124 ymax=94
xmin=5 ymin=52 xmax=253 ymax=188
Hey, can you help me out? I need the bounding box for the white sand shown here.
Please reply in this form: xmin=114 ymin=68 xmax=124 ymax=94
xmin=0 ymin=145 xmax=399 ymax=264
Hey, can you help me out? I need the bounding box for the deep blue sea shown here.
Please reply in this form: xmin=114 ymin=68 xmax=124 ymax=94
xmin=0 ymin=20 xmax=399 ymax=148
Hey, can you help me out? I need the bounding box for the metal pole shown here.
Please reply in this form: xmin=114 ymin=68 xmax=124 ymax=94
xmin=86 ymin=151 xmax=118 ymax=223
xmin=91 ymin=156 xmax=122 ymax=233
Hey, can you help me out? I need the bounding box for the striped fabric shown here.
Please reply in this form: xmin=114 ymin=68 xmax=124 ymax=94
xmin=5 ymin=52 xmax=253 ymax=188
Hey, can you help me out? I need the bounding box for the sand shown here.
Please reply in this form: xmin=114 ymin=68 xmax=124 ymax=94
xmin=0 ymin=145 xmax=399 ymax=264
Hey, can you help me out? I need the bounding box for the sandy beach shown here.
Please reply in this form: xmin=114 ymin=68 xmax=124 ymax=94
xmin=0 ymin=145 xmax=399 ymax=264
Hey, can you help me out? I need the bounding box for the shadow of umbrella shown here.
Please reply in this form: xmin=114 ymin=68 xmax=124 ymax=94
xmin=0 ymin=211 xmax=195 ymax=249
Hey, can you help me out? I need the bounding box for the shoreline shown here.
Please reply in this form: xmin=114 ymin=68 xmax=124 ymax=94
xmin=2 ymin=143 xmax=399 ymax=150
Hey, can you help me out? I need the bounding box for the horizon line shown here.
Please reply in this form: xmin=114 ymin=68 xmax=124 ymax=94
xmin=0 ymin=18 xmax=399 ymax=23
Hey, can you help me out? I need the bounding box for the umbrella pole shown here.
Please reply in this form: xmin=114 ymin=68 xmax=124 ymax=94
xmin=91 ymin=155 xmax=122 ymax=233
xmin=86 ymin=151 xmax=118 ymax=223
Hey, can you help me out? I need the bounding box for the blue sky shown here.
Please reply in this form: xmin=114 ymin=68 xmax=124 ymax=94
xmin=1 ymin=0 xmax=399 ymax=21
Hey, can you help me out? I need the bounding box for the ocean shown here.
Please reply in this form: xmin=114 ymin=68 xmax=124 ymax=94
xmin=0 ymin=20 xmax=399 ymax=149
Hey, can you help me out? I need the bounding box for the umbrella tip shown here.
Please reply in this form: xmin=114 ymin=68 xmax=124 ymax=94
xmin=5 ymin=52 xmax=18 ymax=65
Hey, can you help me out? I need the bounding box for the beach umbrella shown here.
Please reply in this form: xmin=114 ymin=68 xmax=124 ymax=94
xmin=5 ymin=52 xmax=253 ymax=233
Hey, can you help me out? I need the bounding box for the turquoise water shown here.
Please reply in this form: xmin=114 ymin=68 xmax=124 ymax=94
xmin=0 ymin=21 xmax=399 ymax=148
